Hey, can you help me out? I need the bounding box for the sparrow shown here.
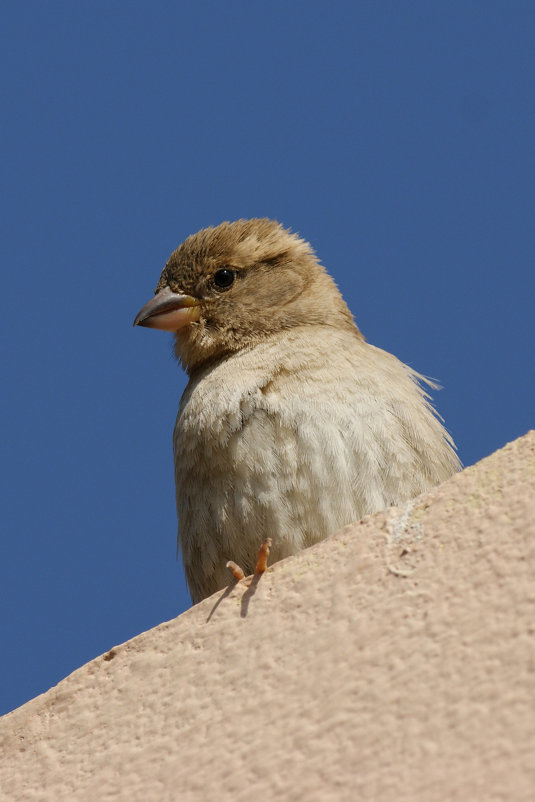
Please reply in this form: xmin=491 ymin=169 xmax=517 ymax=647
xmin=134 ymin=219 xmax=461 ymax=603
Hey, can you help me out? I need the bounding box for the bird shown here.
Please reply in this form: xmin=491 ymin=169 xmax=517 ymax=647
xmin=134 ymin=218 xmax=461 ymax=603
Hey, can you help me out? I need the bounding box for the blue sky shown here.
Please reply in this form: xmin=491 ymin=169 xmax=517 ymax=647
xmin=2 ymin=1 xmax=534 ymax=715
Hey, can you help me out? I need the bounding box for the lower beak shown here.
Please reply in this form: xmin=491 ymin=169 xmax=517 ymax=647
xmin=133 ymin=286 xmax=201 ymax=331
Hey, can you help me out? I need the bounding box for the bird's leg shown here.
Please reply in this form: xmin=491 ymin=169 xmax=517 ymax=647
xmin=226 ymin=537 xmax=272 ymax=583
xmin=226 ymin=561 xmax=245 ymax=581
xmin=255 ymin=537 xmax=272 ymax=573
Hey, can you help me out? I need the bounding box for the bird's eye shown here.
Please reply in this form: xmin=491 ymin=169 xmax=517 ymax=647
xmin=213 ymin=268 xmax=235 ymax=290
xmin=213 ymin=268 xmax=235 ymax=289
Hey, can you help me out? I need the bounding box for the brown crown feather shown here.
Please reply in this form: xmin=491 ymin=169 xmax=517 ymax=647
xmin=155 ymin=218 xmax=361 ymax=374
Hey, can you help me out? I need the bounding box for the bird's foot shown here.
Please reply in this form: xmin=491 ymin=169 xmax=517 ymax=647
xmin=226 ymin=538 xmax=272 ymax=583
xmin=226 ymin=560 xmax=245 ymax=581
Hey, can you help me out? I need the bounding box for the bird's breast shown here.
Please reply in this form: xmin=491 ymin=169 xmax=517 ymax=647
xmin=172 ymin=329 xmax=460 ymax=600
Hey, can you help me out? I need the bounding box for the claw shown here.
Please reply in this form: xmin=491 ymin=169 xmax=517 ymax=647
xmin=226 ymin=537 xmax=273 ymax=584
xmin=226 ymin=560 xmax=245 ymax=581
xmin=255 ymin=537 xmax=272 ymax=574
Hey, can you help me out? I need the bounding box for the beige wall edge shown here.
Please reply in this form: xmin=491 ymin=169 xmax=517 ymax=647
xmin=2 ymin=431 xmax=535 ymax=801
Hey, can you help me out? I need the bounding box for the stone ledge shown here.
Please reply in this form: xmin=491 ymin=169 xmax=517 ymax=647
xmin=1 ymin=432 xmax=534 ymax=801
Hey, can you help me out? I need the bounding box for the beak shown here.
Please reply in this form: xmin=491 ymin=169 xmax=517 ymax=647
xmin=133 ymin=286 xmax=201 ymax=331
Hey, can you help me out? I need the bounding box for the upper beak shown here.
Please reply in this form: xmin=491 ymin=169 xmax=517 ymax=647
xmin=133 ymin=286 xmax=201 ymax=331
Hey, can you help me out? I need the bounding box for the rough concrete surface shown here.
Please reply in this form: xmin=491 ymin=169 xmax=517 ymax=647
xmin=1 ymin=432 xmax=535 ymax=801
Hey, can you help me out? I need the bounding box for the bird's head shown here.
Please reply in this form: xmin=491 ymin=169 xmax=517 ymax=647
xmin=134 ymin=218 xmax=359 ymax=373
